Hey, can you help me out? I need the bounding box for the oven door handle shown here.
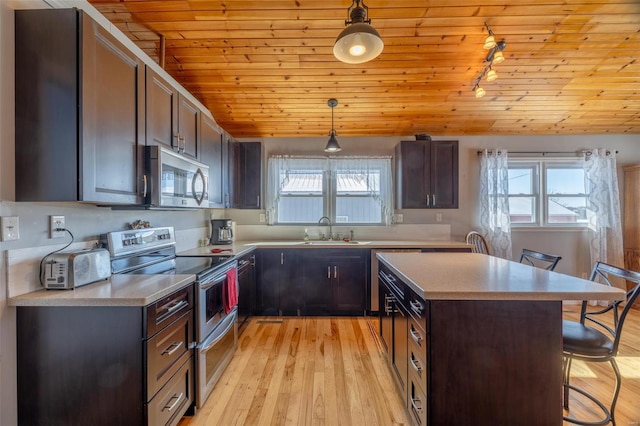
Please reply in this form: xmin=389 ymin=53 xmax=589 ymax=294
xmin=200 ymin=275 xmax=226 ymax=291
xmin=200 ymin=311 xmax=236 ymax=353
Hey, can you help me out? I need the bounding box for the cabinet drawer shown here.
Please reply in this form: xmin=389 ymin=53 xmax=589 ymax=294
xmin=408 ymin=369 xmax=428 ymax=426
xmin=407 ymin=289 xmax=427 ymax=331
xmin=147 ymin=356 xmax=194 ymax=426
xmin=408 ymin=316 xmax=427 ymax=360
xmin=408 ymin=336 xmax=427 ymax=383
xmin=146 ymin=284 xmax=194 ymax=338
xmin=147 ymin=311 xmax=193 ymax=399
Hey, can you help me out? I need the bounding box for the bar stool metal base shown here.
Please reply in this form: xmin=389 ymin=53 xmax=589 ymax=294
xmin=563 ymin=383 xmax=613 ymax=425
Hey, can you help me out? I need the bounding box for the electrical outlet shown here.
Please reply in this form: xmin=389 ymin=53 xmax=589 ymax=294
xmin=50 ymin=215 xmax=66 ymax=239
xmin=259 ymin=213 xmax=266 ymax=223
xmin=436 ymin=213 xmax=442 ymax=222
xmin=1 ymin=216 xmax=20 ymax=241
xmin=393 ymin=214 xmax=403 ymax=223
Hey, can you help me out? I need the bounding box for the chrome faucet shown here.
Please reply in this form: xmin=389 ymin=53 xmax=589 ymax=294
xmin=318 ymin=216 xmax=333 ymax=240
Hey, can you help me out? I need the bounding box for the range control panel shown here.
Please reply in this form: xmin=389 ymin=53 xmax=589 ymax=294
xmin=101 ymin=227 xmax=176 ymax=257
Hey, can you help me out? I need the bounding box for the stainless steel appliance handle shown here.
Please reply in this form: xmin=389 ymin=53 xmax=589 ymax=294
xmin=163 ymin=393 xmax=184 ymax=412
xmin=192 ymin=168 xmax=206 ymax=206
xmin=200 ymin=273 xmax=226 ymax=291
xmin=200 ymin=311 xmax=236 ymax=353
xmin=161 ymin=341 xmax=183 ymax=356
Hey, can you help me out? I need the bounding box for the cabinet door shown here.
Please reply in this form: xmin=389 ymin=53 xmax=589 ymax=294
xmin=431 ymin=140 xmax=459 ymax=208
xmin=178 ymin=95 xmax=200 ymax=159
xmin=81 ymin=15 xmax=145 ymax=204
xmin=232 ymin=142 xmax=263 ymax=209
xmin=301 ymin=251 xmax=332 ymax=314
xmin=279 ymin=250 xmax=299 ymax=313
xmin=396 ymin=142 xmax=428 ymax=208
xmin=237 ymin=254 xmax=255 ymax=329
xmin=255 ymin=250 xmax=281 ymax=315
xmin=333 ymin=260 xmax=367 ymax=313
xmin=146 ymin=68 xmax=179 ymax=152
xmin=200 ymin=116 xmax=225 ymax=207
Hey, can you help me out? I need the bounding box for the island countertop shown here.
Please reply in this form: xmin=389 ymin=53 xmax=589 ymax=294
xmin=8 ymin=274 xmax=196 ymax=307
xmin=377 ymin=252 xmax=626 ymax=301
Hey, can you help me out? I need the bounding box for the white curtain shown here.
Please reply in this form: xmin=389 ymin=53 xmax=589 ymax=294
xmin=265 ymin=155 xmax=393 ymax=225
xmin=584 ymin=149 xmax=624 ymax=287
xmin=265 ymin=156 xmax=328 ymax=225
xmin=479 ymin=149 xmax=512 ymax=259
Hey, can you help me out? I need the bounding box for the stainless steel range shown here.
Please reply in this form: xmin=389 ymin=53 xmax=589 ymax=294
xmin=101 ymin=227 xmax=238 ymax=409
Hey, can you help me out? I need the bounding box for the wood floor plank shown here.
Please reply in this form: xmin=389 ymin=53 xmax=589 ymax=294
xmin=179 ymin=311 xmax=640 ymax=426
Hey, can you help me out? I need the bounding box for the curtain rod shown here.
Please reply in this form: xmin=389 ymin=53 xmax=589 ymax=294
xmin=476 ymin=149 xmax=619 ymax=157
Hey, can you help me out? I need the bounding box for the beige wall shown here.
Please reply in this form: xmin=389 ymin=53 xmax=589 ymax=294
xmin=1 ymin=1 xmax=639 ymax=425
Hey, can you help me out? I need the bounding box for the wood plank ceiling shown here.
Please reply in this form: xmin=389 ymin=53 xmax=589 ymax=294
xmin=87 ymin=0 xmax=640 ymax=138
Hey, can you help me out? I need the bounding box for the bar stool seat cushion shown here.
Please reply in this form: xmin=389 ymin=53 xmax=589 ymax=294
xmin=562 ymin=319 xmax=614 ymax=356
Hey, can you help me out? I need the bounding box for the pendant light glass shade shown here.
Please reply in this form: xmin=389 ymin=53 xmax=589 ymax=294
xmin=475 ymin=86 xmax=486 ymax=98
xmin=324 ymin=99 xmax=342 ymax=152
xmin=334 ymin=23 xmax=384 ymax=64
xmin=486 ymin=69 xmax=498 ymax=81
xmin=333 ymin=0 xmax=383 ymax=64
xmin=492 ymin=50 xmax=504 ymax=64
xmin=483 ymin=35 xmax=496 ymax=50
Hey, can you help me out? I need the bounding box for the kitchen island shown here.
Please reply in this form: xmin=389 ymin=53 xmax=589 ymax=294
xmin=377 ymin=252 xmax=625 ymax=426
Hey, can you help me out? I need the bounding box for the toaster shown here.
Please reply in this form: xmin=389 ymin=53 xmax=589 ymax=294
xmin=42 ymin=248 xmax=111 ymax=290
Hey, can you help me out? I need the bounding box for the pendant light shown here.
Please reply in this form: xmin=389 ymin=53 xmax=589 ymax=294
xmin=333 ymin=0 xmax=384 ymax=64
xmin=324 ymin=99 xmax=342 ymax=152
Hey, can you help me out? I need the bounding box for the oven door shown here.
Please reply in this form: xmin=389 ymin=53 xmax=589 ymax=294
xmin=196 ymin=308 xmax=237 ymax=408
xmin=197 ymin=261 xmax=237 ymax=341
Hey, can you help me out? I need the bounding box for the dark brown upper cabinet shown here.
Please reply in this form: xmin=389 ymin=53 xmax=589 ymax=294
xmin=15 ymin=8 xmax=145 ymax=204
xmin=395 ymin=140 xmax=459 ymax=209
xmin=230 ymin=141 xmax=262 ymax=209
xmin=200 ymin=115 xmax=229 ymax=208
xmin=146 ymin=68 xmax=199 ymax=160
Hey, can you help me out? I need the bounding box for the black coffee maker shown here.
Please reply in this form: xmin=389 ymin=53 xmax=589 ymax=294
xmin=210 ymin=219 xmax=233 ymax=245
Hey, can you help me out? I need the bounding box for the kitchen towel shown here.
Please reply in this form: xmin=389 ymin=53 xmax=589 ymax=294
xmin=224 ymin=267 xmax=238 ymax=314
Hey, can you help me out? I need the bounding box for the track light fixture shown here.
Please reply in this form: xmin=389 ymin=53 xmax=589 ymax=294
xmin=472 ymin=22 xmax=507 ymax=98
xmin=333 ymin=0 xmax=384 ymax=64
xmin=324 ymin=99 xmax=342 ymax=152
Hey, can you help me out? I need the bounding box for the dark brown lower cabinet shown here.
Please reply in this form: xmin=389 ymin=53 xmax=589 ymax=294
xmin=301 ymin=249 xmax=368 ymax=315
xmin=17 ymin=285 xmax=195 ymax=426
xmin=379 ymin=264 xmax=563 ymax=426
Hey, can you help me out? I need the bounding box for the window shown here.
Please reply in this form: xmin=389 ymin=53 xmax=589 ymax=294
xmin=266 ymin=157 xmax=393 ymax=225
xmin=508 ymin=159 xmax=588 ymax=226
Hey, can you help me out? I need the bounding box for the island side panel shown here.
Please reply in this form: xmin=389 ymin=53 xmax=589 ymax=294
xmin=429 ymin=300 xmax=562 ymax=426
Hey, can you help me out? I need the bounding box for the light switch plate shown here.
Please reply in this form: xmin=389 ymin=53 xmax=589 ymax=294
xmin=1 ymin=216 xmax=20 ymax=241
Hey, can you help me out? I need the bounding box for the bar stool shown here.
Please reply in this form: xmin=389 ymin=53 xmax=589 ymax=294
xmin=518 ymin=248 xmax=562 ymax=271
xmin=562 ymin=261 xmax=640 ymax=425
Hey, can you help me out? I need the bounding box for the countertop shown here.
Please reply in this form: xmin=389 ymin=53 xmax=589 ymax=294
xmin=8 ymin=274 xmax=196 ymax=307
xmin=177 ymin=240 xmax=470 ymax=256
xmin=378 ymin=252 xmax=626 ymax=302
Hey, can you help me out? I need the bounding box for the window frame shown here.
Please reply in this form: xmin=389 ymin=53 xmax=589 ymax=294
xmin=508 ymin=158 xmax=588 ymax=228
xmin=273 ymin=160 xmax=387 ymax=226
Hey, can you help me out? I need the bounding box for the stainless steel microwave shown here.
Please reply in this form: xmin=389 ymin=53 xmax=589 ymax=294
xmin=146 ymin=146 xmax=209 ymax=208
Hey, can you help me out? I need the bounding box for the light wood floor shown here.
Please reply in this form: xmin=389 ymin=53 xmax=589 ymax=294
xmin=180 ymin=308 xmax=640 ymax=426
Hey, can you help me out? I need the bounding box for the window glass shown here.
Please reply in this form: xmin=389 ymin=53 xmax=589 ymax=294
xmin=508 ymin=159 xmax=588 ymax=227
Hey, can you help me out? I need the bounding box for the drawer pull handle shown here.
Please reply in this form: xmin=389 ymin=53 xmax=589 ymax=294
xmin=162 ymin=341 xmax=183 ymax=356
xmin=411 ymin=396 xmax=423 ymax=412
xmin=410 ymin=326 xmax=423 ymax=344
xmin=157 ymin=299 xmax=189 ymax=324
xmin=328 ymin=266 xmax=331 ymax=279
xmin=410 ymin=353 xmax=423 ymax=373
xmin=163 ymin=392 xmax=184 ymax=412
xmin=410 ymin=300 xmax=423 ymax=315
